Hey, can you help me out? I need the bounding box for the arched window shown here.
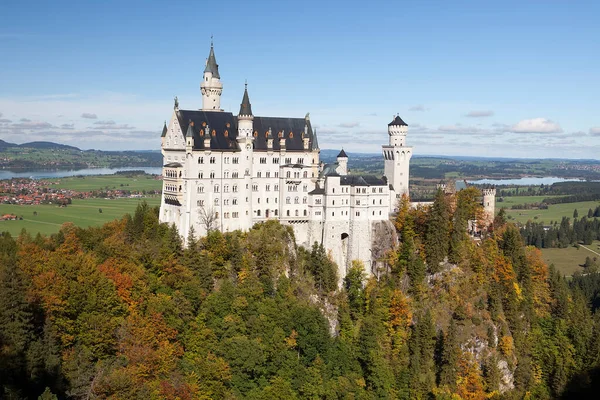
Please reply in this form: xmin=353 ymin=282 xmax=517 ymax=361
xmin=294 ymin=197 xmax=299 ymax=204
xmin=198 ymin=157 xmax=203 ymax=164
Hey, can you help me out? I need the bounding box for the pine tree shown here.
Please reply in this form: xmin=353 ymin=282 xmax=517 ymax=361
xmin=425 ymin=189 xmax=450 ymax=273
xmin=344 ymin=261 xmax=366 ymax=320
xmin=439 ymin=319 xmax=460 ymax=389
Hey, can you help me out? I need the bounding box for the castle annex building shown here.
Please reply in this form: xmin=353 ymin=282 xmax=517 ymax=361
xmin=159 ymin=43 xmax=412 ymax=279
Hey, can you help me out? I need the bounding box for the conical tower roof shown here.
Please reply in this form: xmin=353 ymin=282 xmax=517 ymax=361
xmin=204 ymin=43 xmax=220 ymax=79
xmin=337 ymin=149 xmax=348 ymax=158
xmin=238 ymin=83 xmax=253 ymax=116
xmin=161 ymin=121 xmax=167 ymax=137
xmin=313 ymin=129 xmax=319 ymax=150
xmin=388 ymin=115 xmax=408 ymax=126
xmin=185 ymin=121 xmax=194 ymax=138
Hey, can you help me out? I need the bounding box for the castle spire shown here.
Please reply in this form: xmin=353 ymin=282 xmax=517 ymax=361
xmin=238 ymin=83 xmax=253 ymax=116
xmin=204 ymin=40 xmax=220 ymax=79
xmin=313 ymin=129 xmax=319 ymax=150
xmin=200 ymin=39 xmax=223 ymax=111
xmin=161 ymin=121 xmax=168 ymax=137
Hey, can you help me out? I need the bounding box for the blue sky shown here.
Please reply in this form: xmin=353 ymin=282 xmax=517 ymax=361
xmin=0 ymin=0 xmax=599 ymax=158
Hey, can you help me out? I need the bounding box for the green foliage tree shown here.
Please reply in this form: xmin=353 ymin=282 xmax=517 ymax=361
xmin=425 ymin=189 xmax=450 ymax=272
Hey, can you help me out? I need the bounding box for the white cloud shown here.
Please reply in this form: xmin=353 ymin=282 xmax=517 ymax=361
xmin=10 ymin=121 xmax=56 ymax=130
xmin=81 ymin=113 xmax=97 ymax=119
xmin=338 ymin=121 xmax=360 ymax=128
xmin=509 ymin=118 xmax=563 ymax=134
xmin=589 ymin=127 xmax=600 ymax=136
xmin=465 ymin=110 xmax=494 ymax=118
xmin=408 ymin=104 xmax=427 ymax=112
xmin=438 ymin=124 xmax=487 ymax=135
xmin=94 ymin=120 xmax=115 ymax=125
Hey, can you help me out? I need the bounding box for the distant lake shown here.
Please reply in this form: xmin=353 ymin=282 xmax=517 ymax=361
xmin=0 ymin=167 xmax=163 ymax=180
xmin=467 ymin=177 xmax=584 ymax=186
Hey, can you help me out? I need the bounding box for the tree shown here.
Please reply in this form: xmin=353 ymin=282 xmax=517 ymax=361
xmin=439 ymin=319 xmax=460 ymax=389
xmin=425 ymin=189 xmax=451 ymax=272
xmin=573 ymin=209 xmax=579 ymax=219
xmin=199 ymin=205 xmax=219 ymax=233
xmin=345 ymin=261 xmax=366 ymax=320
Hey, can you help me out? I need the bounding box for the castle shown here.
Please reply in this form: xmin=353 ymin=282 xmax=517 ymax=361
xmin=159 ymin=43 xmax=411 ymax=280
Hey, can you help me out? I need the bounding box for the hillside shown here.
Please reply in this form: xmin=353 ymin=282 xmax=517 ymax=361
xmin=0 ymin=140 xmax=162 ymax=169
xmin=1 ymin=194 xmax=600 ymax=399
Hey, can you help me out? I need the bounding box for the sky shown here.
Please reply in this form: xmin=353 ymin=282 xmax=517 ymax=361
xmin=0 ymin=0 xmax=599 ymax=159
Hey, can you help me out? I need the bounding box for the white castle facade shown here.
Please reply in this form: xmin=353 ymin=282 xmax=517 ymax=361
xmin=159 ymin=43 xmax=412 ymax=279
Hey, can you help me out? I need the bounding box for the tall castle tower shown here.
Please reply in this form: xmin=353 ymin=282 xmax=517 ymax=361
xmin=482 ymin=187 xmax=496 ymax=225
xmin=200 ymin=41 xmax=223 ymax=111
xmin=382 ymin=115 xmax=412 ymax=210
xmin=236 ymin=84 xmax=255 ymax=230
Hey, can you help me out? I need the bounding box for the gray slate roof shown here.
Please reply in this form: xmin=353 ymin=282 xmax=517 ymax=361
xmin=239 ymin=85 xmax=253 ymax=116
xmin=388 ymin=115 xmax=408 ymax=126
xmin=204 ymin=45 xmax=220 ymax=79
xmin=340 ymin=175 xmax=387 ymax=186
xmin=175 ymin=110 xmax=317 ymax=152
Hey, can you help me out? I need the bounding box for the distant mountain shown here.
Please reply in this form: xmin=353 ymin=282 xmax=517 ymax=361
xmin=0 ymin=140 xmax=18 ymax=149
xmin=19 ymin=141 xmax=81 ymax=151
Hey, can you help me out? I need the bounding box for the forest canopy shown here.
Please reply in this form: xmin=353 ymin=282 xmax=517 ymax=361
xmin=1 ymin=196 xmax=600 ymax=399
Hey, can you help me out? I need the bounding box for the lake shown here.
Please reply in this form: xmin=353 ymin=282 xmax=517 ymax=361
xmin=467 ymin=177 xmax=584 ymax=186
xmin=0 ymin=167 xmax=163 ymax=180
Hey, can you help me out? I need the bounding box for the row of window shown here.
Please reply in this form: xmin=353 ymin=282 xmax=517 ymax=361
xmin=256 ymin=157 xmax=310 ymax=165
xmin=164 ymin=184 xmax=180 ymax=193
xmin=196 ymin=170 xmax=314 ymax=180
xmin=198 ymin=156 xmax=240 ymax=164
xmin=255 ymin=209 xmax=308 ymax=217
xmin=330 ymin=187 xmax=384 ymax=194
xmin=164 ymin=169 xmax=181 ymax=178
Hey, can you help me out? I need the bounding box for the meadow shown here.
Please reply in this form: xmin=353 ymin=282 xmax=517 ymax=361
xmin=502 ymin=198 xmax=600 ymax=224
xmin=0 ymin=197 xmax=161 ymax=236
xmin=541 ymin=241 xmax=600 ymax=276
xmin=46 ymin=174 xmax=162 ymax=192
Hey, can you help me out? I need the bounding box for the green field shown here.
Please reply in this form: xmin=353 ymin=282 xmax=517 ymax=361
xmin=0 ymin=197 xmax=161 ymax=236
xmin=541 ymin=241 xmax=600 ymax=276
xmin=47 ymin=174 xmax=162 ymax=192
xmin=497 ymin=195 xmax=564 ymax=207
xmin=503 ymin=200 xmax=600 ymax=224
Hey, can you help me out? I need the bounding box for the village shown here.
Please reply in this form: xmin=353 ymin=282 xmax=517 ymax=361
xmin=0 ymin=178 xmax=160 ymax=207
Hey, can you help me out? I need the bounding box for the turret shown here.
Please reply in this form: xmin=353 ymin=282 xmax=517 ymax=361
xmin=237 ymin=83 xmax=254 ymax=139
xmin=482 ymin=187 xmax=496 ymax=225
xmin=387 ymin=115 xmax=408 ymax=147
xmin=336 ymin=149 xmax=348 ymax=175
xmin=160 ymin=121 xmax=167 ymax=147
xmin=185 ymin=122 xmax=194 ymax=152
xmin=200 ymin=40 xmax=223 ymax=111
xmin=382 ymin=115 xmax=413 ymax=211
